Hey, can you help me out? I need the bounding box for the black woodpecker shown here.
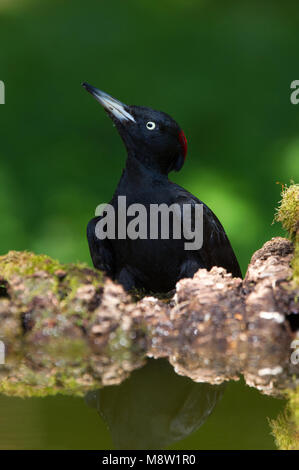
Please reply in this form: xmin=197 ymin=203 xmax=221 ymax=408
xmin=83 ymin=83 xmax=242 ymax=292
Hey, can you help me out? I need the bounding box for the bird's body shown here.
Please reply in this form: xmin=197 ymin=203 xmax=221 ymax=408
xmin=84 ymin=84 xmax=241 ymax=292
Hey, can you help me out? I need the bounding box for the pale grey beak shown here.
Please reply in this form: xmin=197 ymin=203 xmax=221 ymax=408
xmin=82 ymin=82 xmax=135 ymax=123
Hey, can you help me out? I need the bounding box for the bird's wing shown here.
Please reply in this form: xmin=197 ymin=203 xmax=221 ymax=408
xmin=172 ymin=183 xmax=242 ymax=278
xmin=87 ymin=217 xmax=115 ymax=277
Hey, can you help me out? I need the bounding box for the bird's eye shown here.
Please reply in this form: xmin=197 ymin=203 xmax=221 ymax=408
xmin=146 ymin=121 xmax=156 ymax=130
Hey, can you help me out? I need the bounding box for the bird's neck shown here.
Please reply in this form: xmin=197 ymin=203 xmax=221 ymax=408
xmin=125 ymin=152 xmax=169 ymax=181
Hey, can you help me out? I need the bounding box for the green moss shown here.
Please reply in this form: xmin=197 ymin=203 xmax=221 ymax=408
xmin=275 ymin=183 xmax=299 ymax=286
xmin=0 ymin=379 xmax=94 ymax=398
xmin=0 ymin=251 xmax=104 ymax=315
xmin=270 ymin=387 xmax=299 ymax=450
xmin=271 ymin=184 xmax=299 ymax=448
xmin=0 ymin=251 xmax=103 ymax=287
xmin=292 ymin=243 xmax=299 ymax=288
xmin=275 ymin=183 xmax=299 ymax=241
xmin=43 ymin=338 xmax=89 ymax=361
xmin=0 ymin=251 xmax=107 ymax=398
xmin=0 ymin=251 xmax=62 ymax=278
xmin=0 ymin=361 xmax=101 ymax=398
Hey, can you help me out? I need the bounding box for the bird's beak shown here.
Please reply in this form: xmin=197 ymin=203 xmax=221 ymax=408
xmin=82 ymin=82 xmax=135 ymax=123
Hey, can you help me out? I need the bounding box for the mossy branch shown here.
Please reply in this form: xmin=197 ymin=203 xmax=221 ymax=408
xmin=0 ymin=183 xmax=298 ymax=448
xmin=0 ymin=241 xmax=297 ymax=399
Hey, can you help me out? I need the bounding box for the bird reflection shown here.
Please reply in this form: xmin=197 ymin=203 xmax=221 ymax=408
xmin=85 ymin=358 xmax=225 ymax=450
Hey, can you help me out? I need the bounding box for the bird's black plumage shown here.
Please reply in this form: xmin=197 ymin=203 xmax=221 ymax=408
xmin=83 ymin=83 xmax=242 ymax=292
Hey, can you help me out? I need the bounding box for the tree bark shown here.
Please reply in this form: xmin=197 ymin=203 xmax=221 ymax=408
xmin=0 ymin=237 xmax=298 ymax=398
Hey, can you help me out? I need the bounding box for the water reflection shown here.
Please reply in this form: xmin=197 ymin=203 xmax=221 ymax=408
xmin=86 ymin=359 xmax=225 ymax=450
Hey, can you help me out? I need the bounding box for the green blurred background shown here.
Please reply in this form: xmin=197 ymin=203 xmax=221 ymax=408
xmin=0 ymin=0 xmax=298 ymax=449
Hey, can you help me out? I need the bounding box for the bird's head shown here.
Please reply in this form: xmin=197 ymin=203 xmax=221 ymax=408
xmin=82 ymin=83 xmax=187 ymax=175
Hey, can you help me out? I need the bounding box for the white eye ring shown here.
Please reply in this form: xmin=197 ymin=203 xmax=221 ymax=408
xmin=146 ymin=121 xmax=156 ymax=130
